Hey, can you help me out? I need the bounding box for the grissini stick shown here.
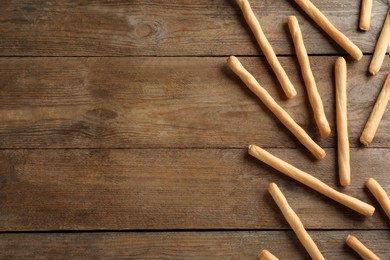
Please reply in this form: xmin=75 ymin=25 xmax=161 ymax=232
xmin=346 ymin=235 xmax=380 ymax=260
xmin=292 ymin=0 xmax=363 ymax=60
xmin=287 ymin=16 xmax=331 ymax=137
xmin=236 ymin=0 xmax=297 ymax=99
xmin=227 ymin=56 xmax=325 ymax=160
xmin=268 ymin=183 xmax=325 ymax=260
xmin=248 ymin=145 xmax=375 ymax=216
xmin=258 ymin=249 xmax=279 ymax=260
xmin=366 ymin=178 xmax=390 ymax=220
xmin=359 ymin=0 xmax=373 ymax=31
xmin=335 ymin=57 xmax=350 ymax=186
xmin=369 ymin=11 xmax=390 ymax=75
xmin=360 ymin=73 xmax=390 ymax=145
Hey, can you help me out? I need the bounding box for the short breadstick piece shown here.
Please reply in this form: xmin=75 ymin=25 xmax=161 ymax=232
xmin=268 ymin=183 xmax=324 ymax=260
xmin=287 ymin=16 xmax=330 ymax=137
xmin=227 ymin=56 xmax=325 ymax=159
xmin=292 ymin=0 xmax=363 ymax=60
xmin=335 ymin=57 xmax=350 ymax=186
xmin=360 ymin=73 xmax=390 ymax=145
xmin=259 ymin=249 xmax=279 ymax=260
xmin=366 ymin=178 xmax=390 ymax=220
xmin=369 ymin=11 xmax=390 ymax=75
xmin=236 ymin=0 xmax=297 ymax=98
xmin=248 ymin=145 xmax=375 ymax=216
xmin=359 ymin=0 xmax=373 ymax=31
xmin=346 ymin=235 xmax=380 ymax=260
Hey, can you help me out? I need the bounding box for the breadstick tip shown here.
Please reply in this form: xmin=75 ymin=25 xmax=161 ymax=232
xmin=365 ymin=177 xmax=375 ymax=186
xmin=360 ymin=135 xmax=370 ymax=146
xmin=368 ymin=66 xmax=378 ymax=76
xmin=287 ymin=16 xmax=297 ymax=23
xmin=236 ymin=0 xmax=245 ymax=7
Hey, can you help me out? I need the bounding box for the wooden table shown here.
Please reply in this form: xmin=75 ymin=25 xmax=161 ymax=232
xmin=0 ymin=0 xmax=389 ymax=258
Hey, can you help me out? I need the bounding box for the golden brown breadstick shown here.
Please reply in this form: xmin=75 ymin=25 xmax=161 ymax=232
xmin=248 ymin=145 xmax=375 ymax=216
xmin=366 ymin=178 xmax=390 ymax=220
xmin=335 ymin=57 xmax=350 ymax=186
xmin=227 ymin=56 xmax=325 ymax=159
xmin=359 ymin=0 xmax=373 ymax=31
xmin=346 ymin=235 xmax=380 ymax=260
xmin=287 ymin=16 xmax=330 ymax=137
xmin=258 ymin=249 xmax=279 ymax=260
xmin=360 ymin=73 xmax=390 ymax=145
xmin=292 ymin=0 xmax=363 ymax=60
xmin=369 ymin=11 xmax=390 ymax=75
xmin=268 ymin=183 xmax=324 ymax=260
xmin=236 ymin=0 xmax=297 ymax=99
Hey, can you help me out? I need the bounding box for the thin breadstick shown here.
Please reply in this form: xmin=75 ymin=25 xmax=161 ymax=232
xmin=236 ymin=0 xmax=297 ymax=99
xmin=248 ymin=145 xmax=375 ymax=216
xmin=359 ymin=0 xmax=373 ymax=31
xmin=268 ymin=183 xmax=324 ymax=260
xmin=360 ymin=73 xmax=390 ymax=145
xmin=227 ymin=56 xmax=325 ymax=159
xmin=346 ymin=235 xmax=380 ymax=260
xmin=369 ymin=11 xmax=390 ymax=75
xmin=287 ymin=16 xmax=330 ymax=137
xmin=259 ymin=249 xmax=279 ymax=260
xmin=366 ymin=178 xmax=390 ymax=220
xmin=292 ymin=0 xmax=363 ymax=60
xmin=335 ymin=57 xmax=350 ymax=186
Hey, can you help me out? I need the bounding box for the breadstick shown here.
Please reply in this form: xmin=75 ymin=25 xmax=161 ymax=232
xmin=227 ymin=56 xmax=325 ymax=160
xmin=335 ymin=57 xmax=350 ymax=186
xmin=346 ymin=235 xmax=380 ymax=260
xmin=359 ymin=0 xmax=373 ymax=31
xmin=236 ymin=0 xmax=297 ymax=99
xmin=360 ymin=73 xmax=390 ymax=145
xmin=369 ymin=11 xmax=390 ymax=75
xmin=259 ymin=249 xmax=279 ymax=260
xmin=248 ymin=145 xmax=375 ymax=216
xmin=292 ymin=0 xmax=363 ymax=60
xmin=366 ymin=178 xmax=390 ymax=220
xmin=288 ymin=16 xmax=330 ymax=137
xmin=268 ymin=183 xmax=324 ymax=260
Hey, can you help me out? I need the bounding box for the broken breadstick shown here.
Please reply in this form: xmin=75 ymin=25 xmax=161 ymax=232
xmin=292 ymin=0 xmax=363 ymax=60
xmin=259 ymin=249 xmax=279 ymax=260
xmin=248 ymin=145 xmax=375 ymax=216
xmin=236 ymin=0 xmax=297 ymax=98
xmin=268 ymin=183 xmax=324 ymax=260
xmin=360 ymin=73 xmax=390 ymax=145
xmin=335 ymin=57 xmax=350 ymax=186
xmin=346 ymin=235 xmax=380 ymax=260
xmin=369 ymin=11 xmax=390 ymax=75
xmin=287 ymin=16 xmax=330 ymax=137
xmin=359 ymin=0 xmax=373 ymax=31
xmin=227 ymin=56 xmax=325 ymax=160
xmin=366 ymin=178 xmax=390 ymax=220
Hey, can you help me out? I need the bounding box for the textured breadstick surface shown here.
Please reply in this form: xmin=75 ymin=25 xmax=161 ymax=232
xmin=369 ymin=11 xmax=390 ymax=75
xmin=258 ymin=249 xmax=279 ymax=260
xmin=366 ymin=178 xmax=390 ymax=220
xmin=359 ymin=0 xmax=373 ymax=31
xmin=346 ymin=235 xmax=380 ymax=260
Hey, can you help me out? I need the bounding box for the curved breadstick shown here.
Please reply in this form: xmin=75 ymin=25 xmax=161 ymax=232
xmin=359 ymin=0 xmax=373 ymax=31
xmin=248 ymin=145 xmax=375 ymax=216
xmin=360 ymin=73 xmax=390 ymax=145
xmin=292 ymin=0 xmax=363 ymax=60
xmin=346 ymin=235 xmax=380 ymax=260
xmin=366 ymin=178 xmax=390 ymax=220
xmin=268 ymin=183 xmax=324 ymax=260
xmin=287 ymin=16 xmax=330 ymax=137
xmin=369 ymin=12 xmax=390 ymax=75
xmin=227 ymin=56 xmax=325 ymax=160
xmin=258 ymin=249 xmax=279 ymax=260
xmin=335 ymin=57 xmax=350 ymax=186
xmin=236 ymin=0 xmax=297 ymax=99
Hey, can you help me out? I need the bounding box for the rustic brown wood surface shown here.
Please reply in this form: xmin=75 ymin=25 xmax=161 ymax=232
xmin=0 ymin=0 xmax=389 ymax=258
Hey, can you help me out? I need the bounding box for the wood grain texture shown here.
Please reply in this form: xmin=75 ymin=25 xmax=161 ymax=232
xmin=0 ymin=56 xmax=389 ymax=149
xmin=0 ymin=0 xmax=388 ymax=56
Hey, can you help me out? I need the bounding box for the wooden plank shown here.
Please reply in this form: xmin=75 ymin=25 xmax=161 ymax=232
xmin=0 ymin=56 xmax=388 ymax=149
xmin=0 ymin=148 xmax=389 ymax=231
xmin=0 ymin=0 xmax=388 ymax=56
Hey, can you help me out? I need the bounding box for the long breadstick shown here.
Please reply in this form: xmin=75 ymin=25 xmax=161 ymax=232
xmin=248 ymin=145 xmax=375 ymax=216
xmin=359 ymin=0 xmax=373 ymax=31
xmin=287 ymin=16 xmax=330 ymax=137
xmin=236 ymin=0 xmax=297 ymax=99
xmin=360 ymin=73 xmax=390 ymax=145
xmin=366 ymin=178 xmax=390 ymax=220
xmin=292 ymin=0 xmax=363 ymax=60
xmin=227 ymin=56 xmax=325 ymax=160
xmin=369 ymin=11 xmax=390 ymax=75
xmin=268 ymin=183 xmax=324 ymax=260
xmin=259 ymin=249 xmax=279 ymax=260
xmin=346 ymin=235 xmax=380 ymax=260
xmin=335 ymin=57 xmax=350 ymax=186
